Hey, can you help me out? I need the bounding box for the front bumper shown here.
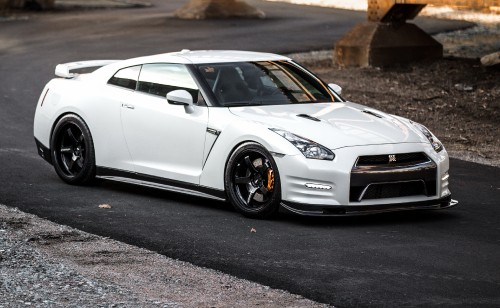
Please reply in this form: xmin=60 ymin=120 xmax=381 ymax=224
xmin=274 ymin=142 xmax=453 ymax=214
xmin=281 ymin=195 xmax=457 ymax=216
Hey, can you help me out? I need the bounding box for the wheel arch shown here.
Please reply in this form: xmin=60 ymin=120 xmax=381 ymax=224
xmin=199 ymin=121 xmax=297 ymax=191
xmin=223 ymin=140 xmax=282 ymax=218
xmin=223 ymin=140 xmax=266 ymax=188
xmin=49 ymin=111 xmax=97 ymax=185
xmin=49 ymin=112 xmax=91 ymax=148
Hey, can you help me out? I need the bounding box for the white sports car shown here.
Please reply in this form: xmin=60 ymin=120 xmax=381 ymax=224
xmin=34 ymin=50 xmax=455 ymax=218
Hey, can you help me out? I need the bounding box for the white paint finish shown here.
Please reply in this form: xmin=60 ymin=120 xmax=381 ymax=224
xmin=229 ymin=102 xmax=423 ymax=150
xmin=120 ymin=91 xmax=208 ymax=184
xmin=33 ymin=50 xmax=451 ymax=213
xmin=55 ymin=60 xmax=120 ymax=78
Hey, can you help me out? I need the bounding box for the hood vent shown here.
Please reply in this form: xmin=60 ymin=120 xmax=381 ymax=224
xmin=296 ymin=114 xmax=321 ymax=122
xmin=362 ymin=110 xmax=384 ymax=118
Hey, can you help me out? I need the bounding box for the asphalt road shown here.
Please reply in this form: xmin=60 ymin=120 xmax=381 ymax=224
xmin=1 ymin=1 xmax=499 ymax=306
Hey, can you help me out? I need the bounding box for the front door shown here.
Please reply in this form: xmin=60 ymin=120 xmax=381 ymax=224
xmin=120 ymin=63 xmax=208 ymax=184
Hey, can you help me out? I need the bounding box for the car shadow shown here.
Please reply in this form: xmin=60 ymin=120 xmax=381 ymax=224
xmin=91 ymin=179 xmax=460 ymax=226
xmin=95 ymin=179 xmax=234 ymax=213
xmin=277 ymin=208 xmax=461 ymax=227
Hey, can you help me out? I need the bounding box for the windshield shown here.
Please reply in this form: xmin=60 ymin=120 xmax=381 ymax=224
xmin=194 ymin=61 xmax=338 ymax=107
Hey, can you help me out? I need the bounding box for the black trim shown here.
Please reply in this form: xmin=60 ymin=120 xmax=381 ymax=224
xmin=350 ymin=156 xmax=437 ymax=202
xmin=35 ymin=138 xmax=52 ymax=165
xmin=281 ymin=195 xmax=454 ymax=216
xmin=186 ymin=64 xmax=218 ymax=107
xmin=202 ymin=130 xmax=221 ymax=169
xmin=96 ymin=166 xmax=226 ymax=200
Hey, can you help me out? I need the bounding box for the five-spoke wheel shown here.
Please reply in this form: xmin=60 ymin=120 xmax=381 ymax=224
xmin=51 ymin=114 xmax=96 ymax=185
xmin=225 ymin=142 xmax=281 ymax=218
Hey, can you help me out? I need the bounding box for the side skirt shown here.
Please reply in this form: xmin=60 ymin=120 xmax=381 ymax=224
xmin=96 ymin=167 xmax=226 ymax=202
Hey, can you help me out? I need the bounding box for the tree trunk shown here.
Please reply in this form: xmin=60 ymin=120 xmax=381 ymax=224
xmin=175 ymin=0 xmax=265 ymax=19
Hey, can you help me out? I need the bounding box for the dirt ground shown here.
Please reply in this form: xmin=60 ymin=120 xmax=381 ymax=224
xmin=307 ymin=57 xmax=500 ymax=167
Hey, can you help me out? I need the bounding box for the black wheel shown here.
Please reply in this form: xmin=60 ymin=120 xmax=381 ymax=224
xmin=50 ymin=114 xmax=96 ymax=185
xmin=225 ymin=142 xmax=281 ymax=219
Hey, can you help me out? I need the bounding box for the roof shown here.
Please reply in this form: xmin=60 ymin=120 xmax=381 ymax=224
xmin=126 ymin=50 xmax=291 ymax=65
xmin=90 ymin=50 xmax=291 ymax=82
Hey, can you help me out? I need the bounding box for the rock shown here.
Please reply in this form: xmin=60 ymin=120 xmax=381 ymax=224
xmin=454 ymin=83 xmax=474 ymax=92
xmin=481 ymin=51 xmax=500 ymax=67
xmin=175 ymin=0 xmax=265 ymax=19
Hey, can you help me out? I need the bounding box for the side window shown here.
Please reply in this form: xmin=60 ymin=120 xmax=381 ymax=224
xmin=108 ymin=65 xmax=141 ymax=90
xmin=137 ymin=64 xmax=200 ymax=102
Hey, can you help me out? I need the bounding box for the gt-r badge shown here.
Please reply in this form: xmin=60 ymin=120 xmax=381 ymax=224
xmin=389 ymin=155 xmax=397 ymax=162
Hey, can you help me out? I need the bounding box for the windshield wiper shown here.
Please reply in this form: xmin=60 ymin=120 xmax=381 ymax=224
xmin=225 ymin=101 xmax=263 ymax=107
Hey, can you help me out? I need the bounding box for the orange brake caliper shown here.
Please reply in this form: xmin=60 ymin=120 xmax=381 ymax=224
xmin=266 ymin=168 xmax=274 ymax=192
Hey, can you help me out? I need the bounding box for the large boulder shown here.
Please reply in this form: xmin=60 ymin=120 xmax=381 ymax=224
xmin=175 ymin=0 xmax=265 ymax=19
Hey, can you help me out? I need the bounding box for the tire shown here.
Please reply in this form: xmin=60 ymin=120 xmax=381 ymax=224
xmin=50 ymin=114 xmax=96 ymax=185
xmin=225 ymin=142 xmax=281 ymax=219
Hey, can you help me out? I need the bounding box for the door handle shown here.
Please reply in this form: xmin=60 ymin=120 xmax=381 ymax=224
xmin=121 ymin=103 xmax=135 ymax=110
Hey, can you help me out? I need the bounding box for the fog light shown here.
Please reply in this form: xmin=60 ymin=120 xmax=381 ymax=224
xmin=440 ymin=171 xmax=450 ymax=197
xmin=441 ymin=173 xmax=449 ymax=181
xmin=305 ymin=183 xmax=332 ymax=190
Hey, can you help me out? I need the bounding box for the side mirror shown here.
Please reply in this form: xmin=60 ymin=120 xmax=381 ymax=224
xmin=166 ymin=89 xmax=193 ymax=106
xmin=328 ymin=83 xmax=342 ymax=96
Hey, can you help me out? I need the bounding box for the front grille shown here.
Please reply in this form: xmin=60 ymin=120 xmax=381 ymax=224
xmin=350 ymin=152 xmax=437 ymax=202
xmin=361 ymin=181 xmax=429 ymax=200
xmin=356 ymin=152 xmax=429 ymax=166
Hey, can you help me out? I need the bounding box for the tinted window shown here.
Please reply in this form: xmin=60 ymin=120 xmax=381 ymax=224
xmin=137 ymin=64 xmax=199 ymax=101
xmin=195 ymin=61 xmax=337 ymax=107
xmin=108 ymin=65 xmax=141 ymax=90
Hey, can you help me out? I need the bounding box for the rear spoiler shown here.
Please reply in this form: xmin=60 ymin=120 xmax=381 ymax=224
xmin=55 ymin=60 xmax=120 ymax=78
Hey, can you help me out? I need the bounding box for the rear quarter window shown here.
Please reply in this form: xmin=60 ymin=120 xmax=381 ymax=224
xmin=108 ymin=65 xmax=141 ymax=90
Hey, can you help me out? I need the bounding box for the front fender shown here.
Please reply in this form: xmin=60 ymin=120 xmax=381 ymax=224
xmin=199 ymin=108 xmax=300 ymax=190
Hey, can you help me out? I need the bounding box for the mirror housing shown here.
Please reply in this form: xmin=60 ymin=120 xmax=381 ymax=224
xmin=328 ymin=83 xmax=342 ymax=95
xmin=166 ymin=90 xmax=193 ymax=106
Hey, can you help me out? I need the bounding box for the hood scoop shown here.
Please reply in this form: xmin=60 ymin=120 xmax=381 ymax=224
xmin=296 ymin=114 xmax=321 ymax=122
xmin=362 ymin=109 xmax=384 ymax=118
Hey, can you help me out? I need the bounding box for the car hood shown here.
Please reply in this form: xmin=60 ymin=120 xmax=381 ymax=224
xmin=229 ymin=102 xmax=424 ymax=150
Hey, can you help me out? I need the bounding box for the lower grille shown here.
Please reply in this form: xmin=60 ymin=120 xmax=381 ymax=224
xmin=350 ymin=153 xmax=437 ymax=202
xmin=361 ymin=180 xmax=431 ymax=200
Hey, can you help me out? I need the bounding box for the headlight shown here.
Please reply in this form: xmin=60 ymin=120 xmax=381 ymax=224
xmin=411 ymin=121 xmax=443 ymax=152
xmin=269 ymin=128 xmax=335 ymax=160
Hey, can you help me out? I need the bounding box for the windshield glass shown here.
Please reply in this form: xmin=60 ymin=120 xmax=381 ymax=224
xmin=194 ymin=61 xmax=338 ymax=107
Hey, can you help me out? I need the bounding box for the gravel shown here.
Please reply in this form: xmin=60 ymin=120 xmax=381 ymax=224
xmin=0 ymin=205 xmax=329 ymax=307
